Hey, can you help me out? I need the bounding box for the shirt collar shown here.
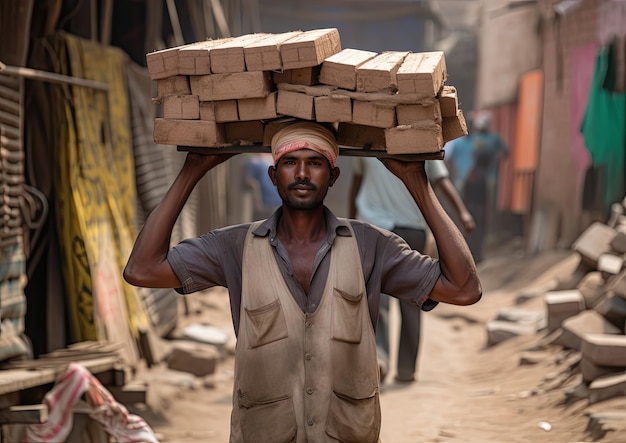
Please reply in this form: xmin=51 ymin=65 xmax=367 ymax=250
xmin=252 ymin=206 xmax=352 ymax=240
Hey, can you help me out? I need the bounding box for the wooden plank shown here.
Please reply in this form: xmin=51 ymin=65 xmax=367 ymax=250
xmin=280 ymin=28 xmax=342 ymax=70
xmin=319 ymin=48 xmax=378 ymax=90
xmin=190 ymin=71 xmax=273 ymax=101
xmin=179 ymin=143 xmax=444 ymax=161
xmin=397 ymin=51 xmax=447 ymax=96
xmin=355 ymin=51 xmax=409 ymax=93
xmin=0 ymin=404 xmax=47 ymax=424
xmin=209 ymin=33 xmax=270 ymax=74
xmin=244 ymin=31 xmax=302 ymax=71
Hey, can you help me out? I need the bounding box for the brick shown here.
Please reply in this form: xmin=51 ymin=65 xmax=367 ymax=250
xmin=273 ymin=66 xmax=321 ymax=86
xmin=162 ymin=95 xmax=200 ymax=120
xmin=280 ymin=28 xmax=342 ymax=70
xmin=199 ymin=100 xmax=238 ymax=122
xmin=580 ymin=355 xmax=626 ymax=384
xmin=396 ymin=102 xmax=441 ymax=125
xmin=276 ymin=90 xmax=315 ymax=120
xmin=314 ymin=95 xmax=352 ymax=123
xmin=486 ymin=320 xmax=537 ymax=346
xmin=156 ymin=76 xmax=191 ymax=97
xmin=438 ymin=86 xmax=459 ymax=117
xmin=337 ymin=123 xmax=386 ymax=151
xmin=588 ymin=373 xmax=626 ymax=404
xmin=543 ymin=290 xmax=585 ymax=332
xmin=167 ymin=341 xmax=220 ymax=377
xmin=597 ymin=253 xmax=624 ymax=275
xmin=224 ymin=121 xmax=264 ymax=145
xmin=146 ymin=45 xmax=187 ymax=80
xmin=582 ymin=333 xmax=626 ymax=366
xmin=611 ymin=232 xmax=626 ymax=254
xmin=553 ymin=310 xmax=621 ymax=351
xmin=356 ymin=51 xmax=410 ymax=93
xmin=607 ymin=269 xmax=626 ymax=299
xmin=384 ymin=123 xmax=443 ymax=154
xmin=352 ymin=101 xmax=397 ymax=128
xmin=190 ymin=71 xmax=273 ymax=101
xmin=238 ymin=93 xmax=277 ymax=121
xmin=210 ymin=33 xmax=270 ymax=74
xmin=397 ymin=51 xmax=447 ymax=96
xmin=577 ymin=271 xmax=607 ymax=308
xmin=244 ymin=31 xmax=303 ymax=71
xmin=572 ymin=222 xmax=617 ymax=268
xmin=593 ymin=292 xmax=626 ymax=329
xmin=442 ymin=110 xmax=468 ymax=143
xmin=178 ymin=39 xmax=230 ymax=75
xmin=319 ymin=48 xmax=378 ymax=90
xmin=153 ymin=118 xmax=226 ymax=147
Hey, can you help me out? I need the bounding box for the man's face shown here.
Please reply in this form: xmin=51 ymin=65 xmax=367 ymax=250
xmin=269 ymin=148 xmax=339 ymax=210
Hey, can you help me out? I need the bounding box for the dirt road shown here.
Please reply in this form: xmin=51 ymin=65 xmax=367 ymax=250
xmin=133 ymin=245 xmax=626 ymax=443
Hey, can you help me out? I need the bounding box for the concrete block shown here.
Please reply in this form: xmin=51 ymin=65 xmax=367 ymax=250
xmin=190 ymin=71 xmax=273 ymax=101
xmin=581 ymin=333 xmax=626 ymax=366
xmin=396 ymin=102 xmax=441 ymax=125
xmin=166 ymin=341 xmax=220 ymax=377
xmin=554 ymin=310 xmax=621 ymax=351
xmin=384 ymin=123 xmax=443 ymax=154
xmin=177 ymin=39 xmax=232 ymax=75
xmin=486 ymin=320 xmax=537 ymax=347
xmin=442 ymin=110 xmax=468 ymax=143
xmin=336 ymin=122 xmax=386 ymax=151
xmin=610 ymin=232 xmax=626 ymax=254
xmin=597 ymin=253 xmax=624 ymax=276
xmin=577 ymin=271 xmax=607 ymax=308
xmin=199 ymin=100 xmax=238 ymax=122
xmin=438 ymin=86 xmax=458 ymax=118
xmin=495 ymin=307 xmax=546 ymax=330
xmin=543 ymin=290 xmax=585 ymax=332
xmin=224 ymin=121 xmax=264 ymax=145
xmin=572 ymin=222 xmax=617 ymax=268
xmin=607 ymin=269 xmax=626 ymax=299
xmin=209 ymin=33 xmax=270 ymax=74
xmin=273 ymin=66 xmax=321 ymax=86
xmin=156 ymin=76 xmax=191 ymax=97
xmin=580 ymin=355 xmax=625 ymax=383
xmin=588 ymin=372 xmax=626 ymax=404
xmin=593 ymin=293 xmax=626 ymax=330
xmin=396 ymin=51 xmax=447 ymax=96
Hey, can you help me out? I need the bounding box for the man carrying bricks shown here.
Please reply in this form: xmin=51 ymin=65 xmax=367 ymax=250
xmin=124 ymin=120 xmax=482 ymax=442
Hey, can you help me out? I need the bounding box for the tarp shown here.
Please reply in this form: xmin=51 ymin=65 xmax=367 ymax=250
xmin=51 ymin=32 xmax=148 ymax=363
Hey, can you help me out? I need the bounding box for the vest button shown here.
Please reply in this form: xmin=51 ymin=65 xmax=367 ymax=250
xmin=305 ymin=321 xmax=312 ymax=328
xmin=305 ymin=353 xmax=312 ymax=360
xmin=306 ymin=387 xmax=314 ymax=394
xmin=307 ymin=418 xmax=314 ymax=426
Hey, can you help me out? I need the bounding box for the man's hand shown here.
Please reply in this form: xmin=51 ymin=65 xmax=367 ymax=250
xmin=378 ymin=158 xmax=427 ymax=186
xmin=184 ymin=152 xmax=237 ymax=173
xmin=459 ymin=210 xmax=476 ymax=234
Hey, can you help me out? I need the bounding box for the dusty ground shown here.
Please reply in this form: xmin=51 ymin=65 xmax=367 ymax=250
xmin=131 ymin=240 xmax=626 ymax=443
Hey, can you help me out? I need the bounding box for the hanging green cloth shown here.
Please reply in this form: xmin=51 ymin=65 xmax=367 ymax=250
xmin=580 ymin=47 xmax=626 ymax=212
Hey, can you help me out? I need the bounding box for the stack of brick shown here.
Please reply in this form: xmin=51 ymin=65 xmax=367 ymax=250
xmin=145 ymin=28 xmax=467 ymax=155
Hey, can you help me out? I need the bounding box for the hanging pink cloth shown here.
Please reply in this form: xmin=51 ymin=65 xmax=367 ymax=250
xmin=24 ymin=362 xmax=159 ymax=443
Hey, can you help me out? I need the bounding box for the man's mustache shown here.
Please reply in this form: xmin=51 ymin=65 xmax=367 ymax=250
xmin=287 ymin=180 xmax=317 ymax=191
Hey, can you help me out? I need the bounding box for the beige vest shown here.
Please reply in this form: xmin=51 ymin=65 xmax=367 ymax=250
xmin=230 ymin=220 xmax=380 ymax=443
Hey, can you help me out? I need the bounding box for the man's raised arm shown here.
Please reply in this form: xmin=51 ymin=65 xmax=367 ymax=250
xmin=124 ymin=152 xmax=234 ymax=288
xmin=380 ymin=158 xmax=482 ymax=306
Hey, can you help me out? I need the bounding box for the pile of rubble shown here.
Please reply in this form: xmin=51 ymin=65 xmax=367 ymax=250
xmin=486 ymin=196 xmax=626 ymax=440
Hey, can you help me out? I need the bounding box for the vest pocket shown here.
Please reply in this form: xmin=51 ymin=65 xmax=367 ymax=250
xmin=244 ymin=299 xmax=288 ymax=348
xmin=238 ymin=391 xmax=297 ymax=443
xmin=331 ymin=288 xmax=364 ymax=343
xmin=326 ymin=388 xmax=381 ymax=443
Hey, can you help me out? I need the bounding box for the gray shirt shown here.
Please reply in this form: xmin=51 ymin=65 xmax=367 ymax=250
xmin=167 ymin=207 xmax=441 ymax=336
